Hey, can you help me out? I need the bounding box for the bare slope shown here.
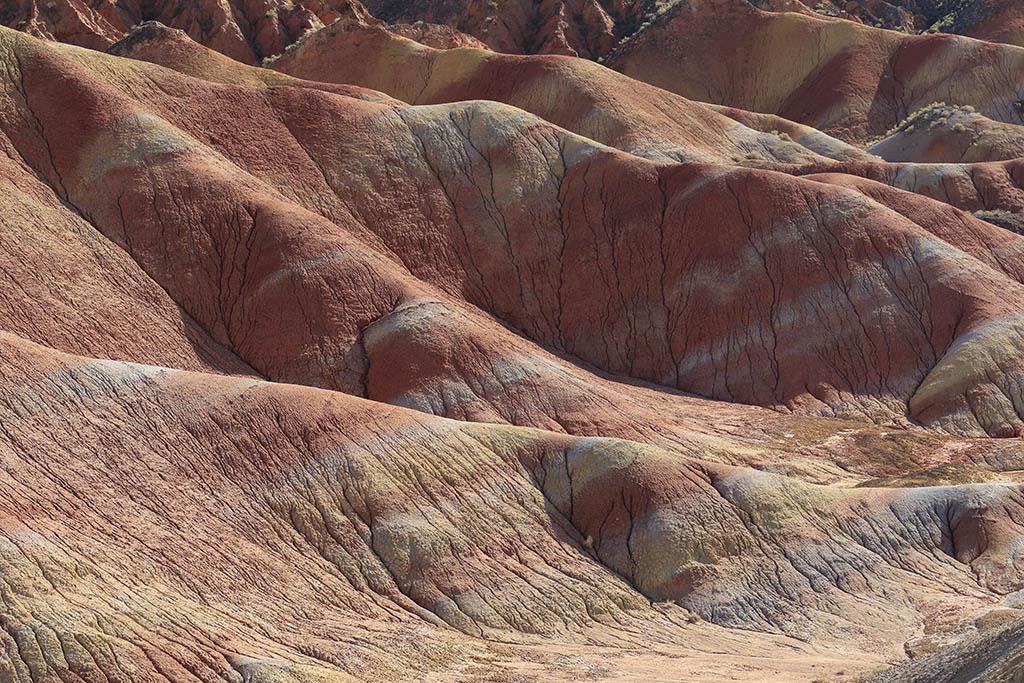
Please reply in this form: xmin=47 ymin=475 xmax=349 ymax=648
xmin=3 ymin=8 xmax=1024 ymax=682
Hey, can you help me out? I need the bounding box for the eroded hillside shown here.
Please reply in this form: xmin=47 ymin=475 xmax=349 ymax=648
xmin=3 ymin=1 xmax=1024 ymax=681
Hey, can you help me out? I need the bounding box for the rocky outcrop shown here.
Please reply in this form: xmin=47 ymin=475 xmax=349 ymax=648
xmin=920 ymin=0 xmax=1024 ymax=48
xmin=1 ymin=0 xmax=378 ymax=61
xmin=362 ymin=0 xmax=650 ymax=58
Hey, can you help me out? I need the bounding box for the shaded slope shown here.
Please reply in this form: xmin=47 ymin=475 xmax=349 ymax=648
xmin=362 ymin=0 xmax=654 ymax=58
xmin=926 ymin=0 xmax=1024 ymax=48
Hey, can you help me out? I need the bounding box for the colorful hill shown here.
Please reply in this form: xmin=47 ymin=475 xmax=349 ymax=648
xmin=3 ymin=2 xmax=1024 ymax=680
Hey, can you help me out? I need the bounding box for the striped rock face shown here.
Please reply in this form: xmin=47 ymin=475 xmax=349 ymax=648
xmin=0 ymin=0 xmax=378 ymax=60
xmin=604 ymin=0 xmax=1024 ymax=144
xmin=5 ymin=2 xmax=1024 ymax=680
